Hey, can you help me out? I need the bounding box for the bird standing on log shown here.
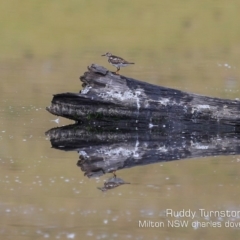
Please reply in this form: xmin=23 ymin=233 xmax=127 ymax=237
xmin=101 ymin=52 xmax=134 ymax=74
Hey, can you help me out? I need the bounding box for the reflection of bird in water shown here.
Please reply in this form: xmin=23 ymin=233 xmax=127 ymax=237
xmin=97 ymin=173 xmax=130 ymax=192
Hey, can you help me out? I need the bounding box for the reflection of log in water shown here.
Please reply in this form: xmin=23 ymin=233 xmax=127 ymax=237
xmin=46 ymin=124 xmax=240 ymax=178
xmin=46 ymin=64 xmax=240 ymax=131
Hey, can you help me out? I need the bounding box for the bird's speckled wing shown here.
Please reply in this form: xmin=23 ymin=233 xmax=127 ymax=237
xmin=109 ymin=55 xmax=134 ymax=64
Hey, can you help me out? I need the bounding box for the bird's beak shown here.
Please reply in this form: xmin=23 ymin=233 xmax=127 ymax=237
xmin=101 ymin=54 xmax=106 ymax=56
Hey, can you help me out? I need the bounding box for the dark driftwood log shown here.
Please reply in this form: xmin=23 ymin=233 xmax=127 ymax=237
xmin=46 ymin=64 xmax=240 ymax=132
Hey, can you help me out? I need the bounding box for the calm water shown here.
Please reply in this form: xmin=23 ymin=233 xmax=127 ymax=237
xmin=1 ymin=1 xmax=240 ymax=239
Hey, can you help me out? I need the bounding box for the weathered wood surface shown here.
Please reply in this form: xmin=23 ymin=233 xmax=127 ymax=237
xmin=46 ymin=124 xmax=240 ymax=178
xmin=46 ymin=64 xmax=240 ymax=131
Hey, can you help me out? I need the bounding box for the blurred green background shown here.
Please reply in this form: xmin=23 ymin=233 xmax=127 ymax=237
xmin=1 ymin=0 xmax=240 ymax=59
xmin=1 ymin=0 xmax=240 ymax=95
xmin=1 ymin=1 xmax=240 ymax=239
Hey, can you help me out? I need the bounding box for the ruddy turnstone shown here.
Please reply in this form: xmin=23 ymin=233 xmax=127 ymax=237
xmin=101 ymin=52 xmax=134 ymax=74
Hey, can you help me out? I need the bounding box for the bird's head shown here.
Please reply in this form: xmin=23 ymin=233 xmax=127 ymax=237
xmin=101 ymin=52 xmax=112 ymax=57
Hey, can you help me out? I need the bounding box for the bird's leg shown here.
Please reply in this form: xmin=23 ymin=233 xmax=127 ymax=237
xmin=115 ymin=67 xmax=120 ymax=74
